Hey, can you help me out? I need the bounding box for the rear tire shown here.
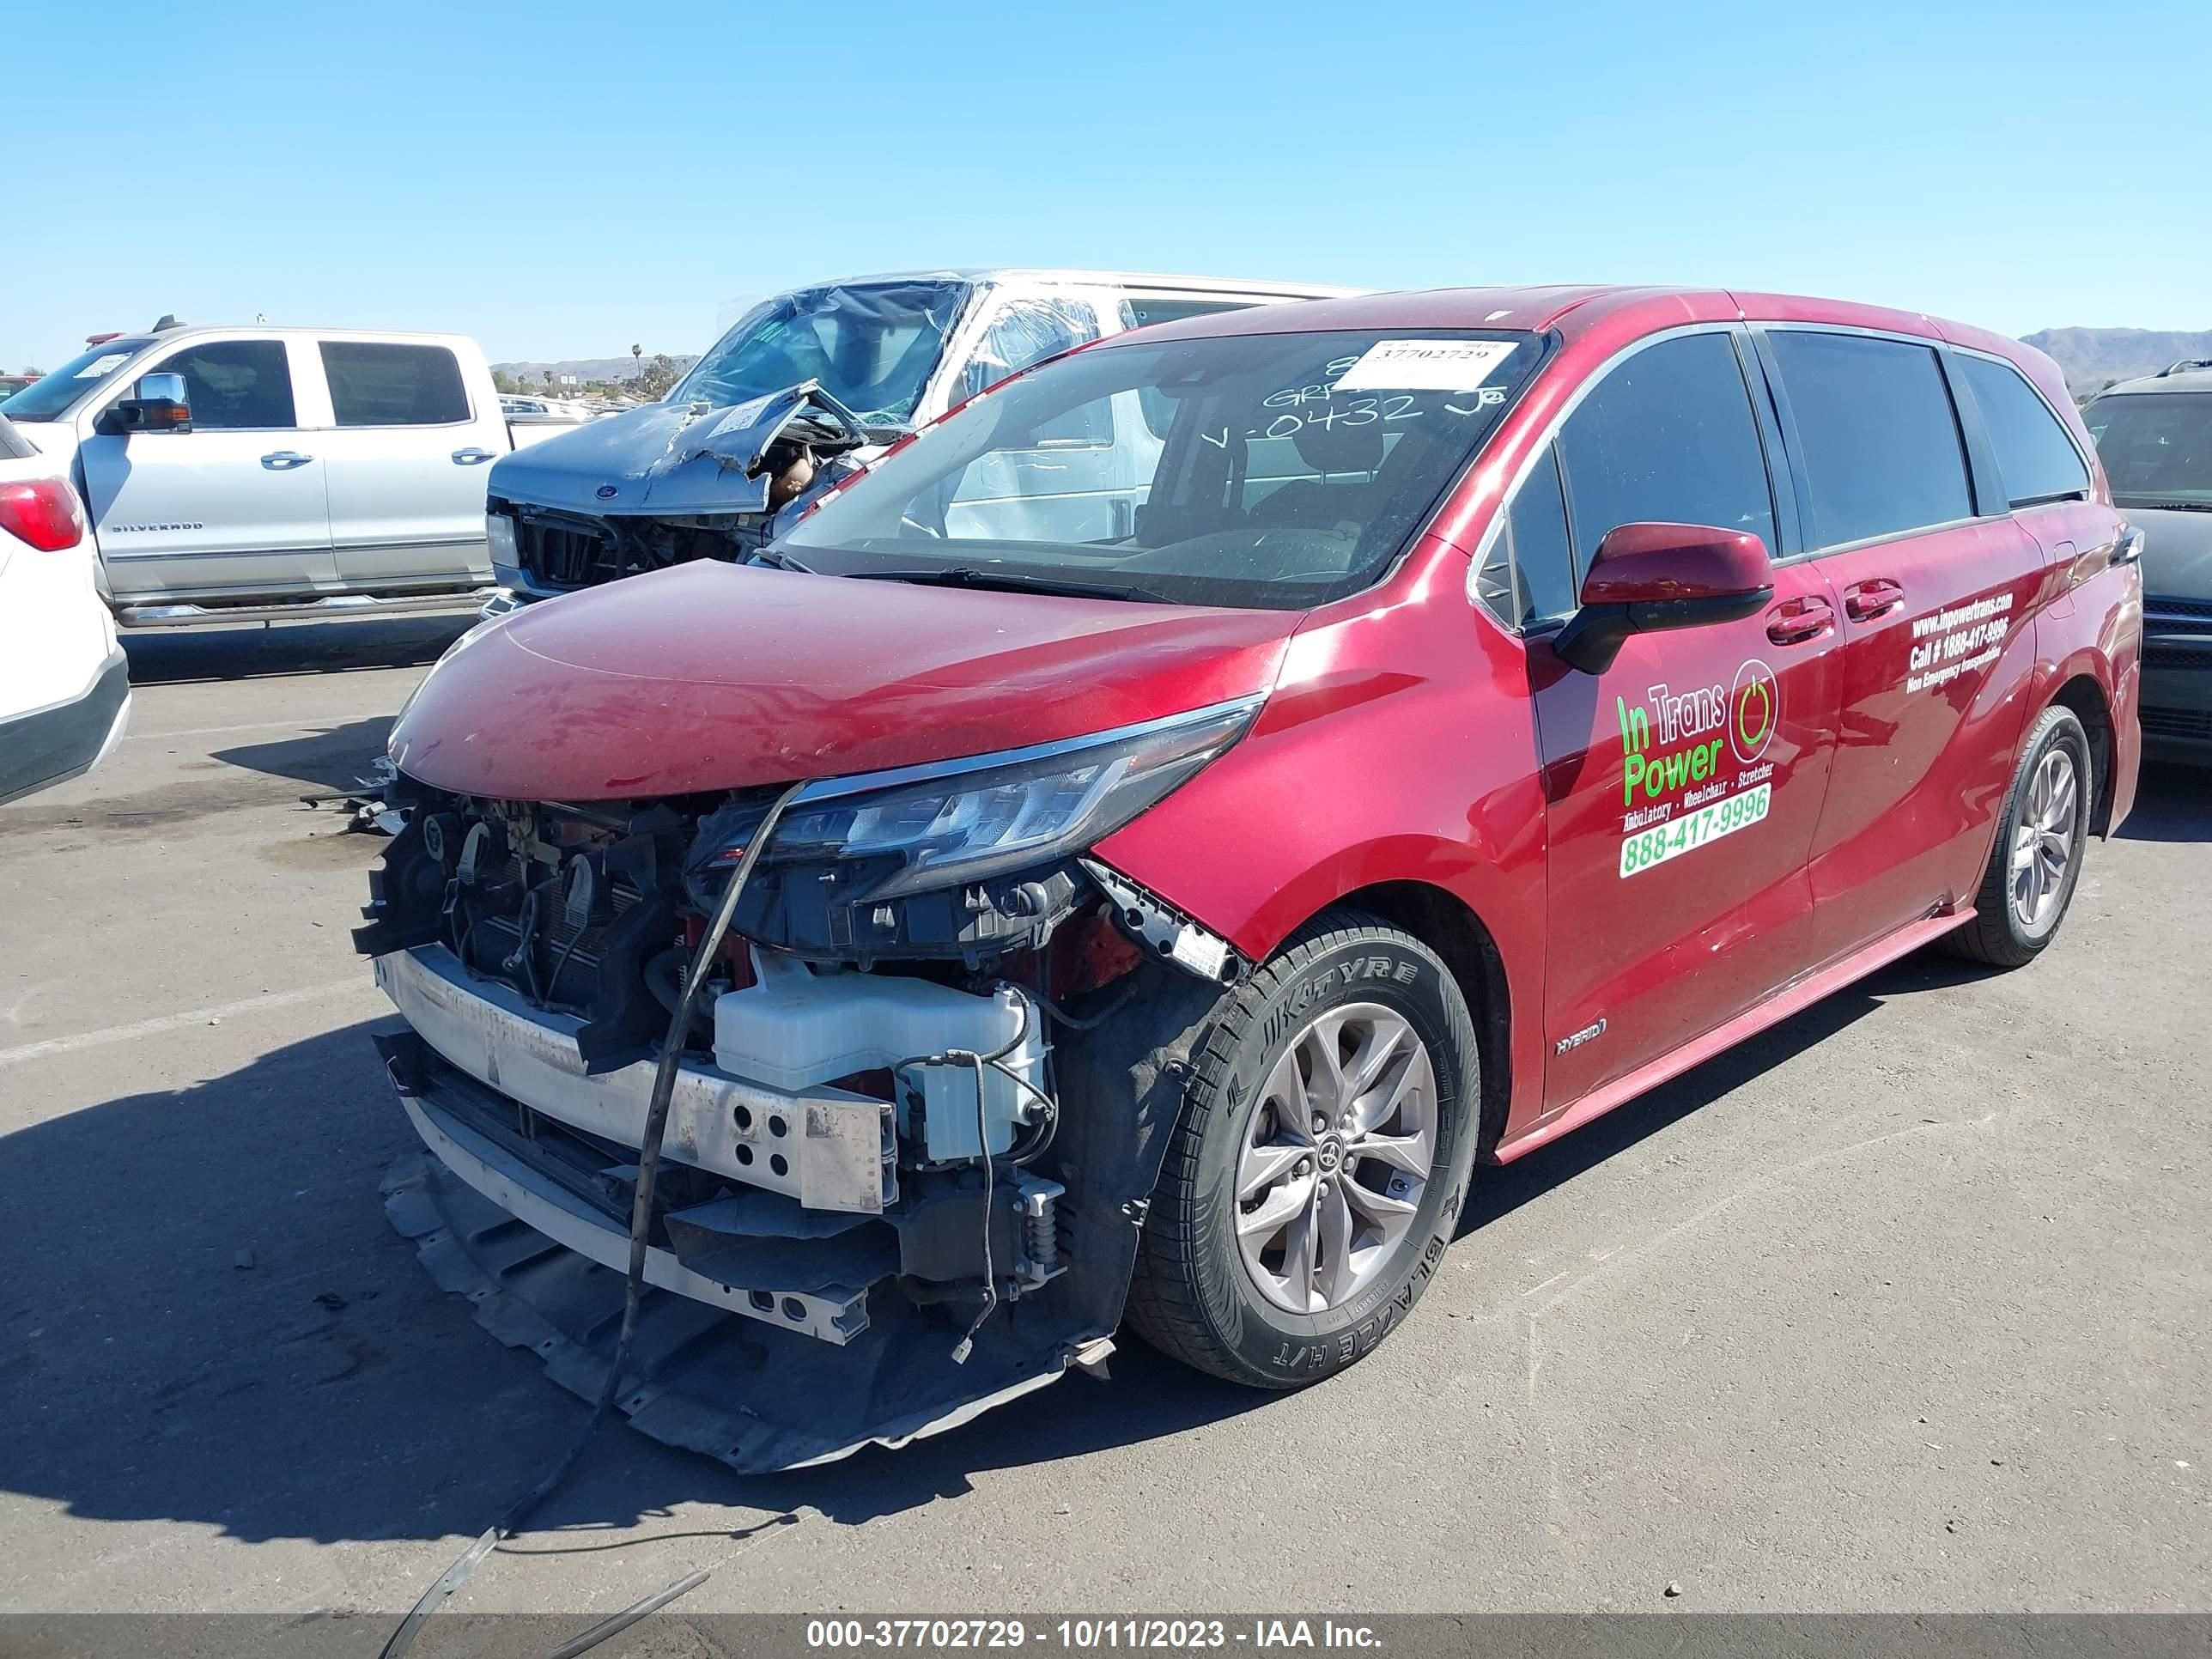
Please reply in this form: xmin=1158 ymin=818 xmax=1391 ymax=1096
xmin=1943 ymin=704 xmax=2092 ymax=968
xmin=1126 ymin=909 xmax=1480 ymax=1389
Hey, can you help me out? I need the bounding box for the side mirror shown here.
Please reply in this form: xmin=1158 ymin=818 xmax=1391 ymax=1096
xmin=1552 ymin=521 xmax=1774 ymax=674
xmin=96 ymin=371 xmax=193 ymax=435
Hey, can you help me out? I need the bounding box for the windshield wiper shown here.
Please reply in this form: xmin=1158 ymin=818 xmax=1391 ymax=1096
xmin=748 ymin=549 xmax=818 ymax=573
xmin=2120 ymin=500 xmax=2212 ymax=513
xmin=836 ymin=565 xmax=1175 ymax=604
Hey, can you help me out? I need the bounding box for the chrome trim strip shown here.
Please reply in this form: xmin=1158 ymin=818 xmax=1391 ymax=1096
xmin=114 ymin=588 xmax=499 ymax=629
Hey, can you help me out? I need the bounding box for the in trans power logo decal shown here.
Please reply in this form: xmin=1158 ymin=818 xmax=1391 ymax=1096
xmin=1616 ymin=659 xmax=1780 ymax=878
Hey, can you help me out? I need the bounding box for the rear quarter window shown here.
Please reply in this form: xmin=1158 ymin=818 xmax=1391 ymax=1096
xmin=1954 ymin=354 xmax=2089 ymax=507
xmin=321 ymin=342 xmax=470 ymax=426
xmin=1765 ymin=331 xmax=1973 ymax=549
xmin=0 ymin=416 xmax=33 ymax=461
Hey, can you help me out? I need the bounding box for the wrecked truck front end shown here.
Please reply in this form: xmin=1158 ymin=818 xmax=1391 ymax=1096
xmin=485 ymin=380 xmax=884 ymax=605
xmin=483 ymin=278 xmax=975 ymax=605
xmin=356 ymin=580 xmax=1292 ymax=1468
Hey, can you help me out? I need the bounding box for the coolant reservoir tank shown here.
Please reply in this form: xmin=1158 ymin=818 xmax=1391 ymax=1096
xmin=712 ymin=953 xmax=1046 ymax=1162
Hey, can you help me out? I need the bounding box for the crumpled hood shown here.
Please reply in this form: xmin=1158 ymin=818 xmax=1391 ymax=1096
xmin=2131 ymin=506 xmax=2212 ymax=599
xmin=390 ymin=561 xmax=1300 ymax=799
xmin=486 ymin=388 xmax=877 ymax=519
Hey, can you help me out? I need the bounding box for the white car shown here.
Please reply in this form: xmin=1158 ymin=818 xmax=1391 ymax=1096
xmin=0 ymin=414 xmax=128 ymax=805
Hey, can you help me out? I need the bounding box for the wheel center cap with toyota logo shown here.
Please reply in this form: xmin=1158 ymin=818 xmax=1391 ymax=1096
xmin=1730 ymin=659 xmax=1778 ymax=764
xmin=1316 ymin=1138 xmax=1343 ymax=1174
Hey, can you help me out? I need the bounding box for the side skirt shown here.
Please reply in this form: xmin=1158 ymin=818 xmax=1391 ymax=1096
xmin=1492 ymin=908 xmax=1970 ymax=1164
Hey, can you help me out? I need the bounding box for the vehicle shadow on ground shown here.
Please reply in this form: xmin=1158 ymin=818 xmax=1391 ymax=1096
xmin=119 ymin=616 xmax=471 ymax=687
xmin=2117 ymin=760 xmax=2212 ymax=843
xmin=212 ymin=717 xmax=397 ymax=794
xmin=0 ymin=943 xmax=2002 ymax=1552
xmin=0 ymin=1018 xmax=1272 ymax=1552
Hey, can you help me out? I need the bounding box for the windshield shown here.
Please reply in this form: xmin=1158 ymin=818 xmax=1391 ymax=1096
xmin=2084 ymin=392 xmax=2212 ymax=507
xmin=784 ymin=327 xmax=1547 ymax=610
xmin=0 ymin=338 xmax=155 ymax=422
xmin=674 ymin=281 xmax=973 ymax=427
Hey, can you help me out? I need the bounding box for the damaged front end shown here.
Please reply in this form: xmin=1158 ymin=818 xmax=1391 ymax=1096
xmin=487 ymin=381 xmax=883 ymax=602
xmin=356 ymin=705 xmax=1253 ymax=1470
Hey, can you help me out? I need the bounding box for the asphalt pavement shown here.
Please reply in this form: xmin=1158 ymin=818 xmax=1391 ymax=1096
xmin=0 ymin=617 xmax=2205 ymax=1620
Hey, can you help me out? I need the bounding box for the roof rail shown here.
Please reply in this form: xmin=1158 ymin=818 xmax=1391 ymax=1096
xmin=2157 ymin=357 xmax=2212 ymax=376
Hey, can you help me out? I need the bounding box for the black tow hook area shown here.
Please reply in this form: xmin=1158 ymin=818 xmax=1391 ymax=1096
xmin=373 ymin=1028 xmax=429 ymax=1097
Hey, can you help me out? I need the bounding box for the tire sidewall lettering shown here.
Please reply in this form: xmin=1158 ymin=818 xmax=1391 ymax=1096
xmin=1206 ymin=935 xmax=1474 ymax=1385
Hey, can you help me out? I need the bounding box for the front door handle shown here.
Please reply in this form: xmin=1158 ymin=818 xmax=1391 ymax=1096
xmin=261 ymin=450 xmax=313 ymax=470
xmin=1844 ymin=578 xmax=1906 ymax=622
xmin=1765 ymin=595 xmax=1835 ymax=646
xmin=451 ymin=448 xmax=497 ymax=465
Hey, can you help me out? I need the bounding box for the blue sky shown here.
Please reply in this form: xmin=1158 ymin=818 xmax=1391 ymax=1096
xmin=8 ymin=0 xmax=2206 ymax=371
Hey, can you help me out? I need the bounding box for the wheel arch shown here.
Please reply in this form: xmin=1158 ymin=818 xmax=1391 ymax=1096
xmin=2047 ymin=671 xmax=2118 ymax=836
xmin=1297 ymin=879 xmax=1515 ymax=1160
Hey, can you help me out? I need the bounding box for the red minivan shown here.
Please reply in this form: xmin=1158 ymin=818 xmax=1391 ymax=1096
xmin=360 ymin=286 xmax=2142 ymax=1471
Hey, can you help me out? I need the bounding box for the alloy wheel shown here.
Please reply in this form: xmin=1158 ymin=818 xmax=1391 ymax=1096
xmin=2008 ymin=746 xmax=2078 ymax=931
xmin=1235 ymin=1003 xmax=1437 ymax=1315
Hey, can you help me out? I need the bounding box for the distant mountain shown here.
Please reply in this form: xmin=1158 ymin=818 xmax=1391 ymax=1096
xmin=493 ymin=352 xmax=702 ymax=386
xmin=2023 ymin=328 xmax=2212 ymax=394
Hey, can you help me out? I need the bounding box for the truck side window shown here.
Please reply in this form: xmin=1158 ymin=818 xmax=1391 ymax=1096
xmin=321 ymin=342 xmax=470 ymax=427
xmin=1479 ymin=445 xmax=1577 ymax=628
xmin=962 ymin=299 xmax=1103 ymax=443
xmin=1558 ymin=331 xmax=1777 ymax=574
xmin=149 ymin=341 xmax=296 ymax=430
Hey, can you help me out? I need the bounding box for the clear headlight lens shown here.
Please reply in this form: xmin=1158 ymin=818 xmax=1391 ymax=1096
xmin=486 ymin=510 xmax=519 ymax=567
xmin=736 ymin=698 xmax=1261 ymax=900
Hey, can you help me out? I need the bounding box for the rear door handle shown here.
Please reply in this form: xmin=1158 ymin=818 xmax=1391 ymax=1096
xmin=1844 ymin=578 xmax=1906 ymax=622
xmin=1765 ymin=595 xmax=1835 ymax=646
xmin=451 ymin=448 xmax=497 ymax=465
xmin=260 ymin=450 xmax=313 ymax=470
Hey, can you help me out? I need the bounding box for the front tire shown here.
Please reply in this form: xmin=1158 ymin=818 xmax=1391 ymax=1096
xmin=1944 ymin=704 xmax=2092 ymax=968
xmin=1126 ymin=909 xmax=1480 ymax=1388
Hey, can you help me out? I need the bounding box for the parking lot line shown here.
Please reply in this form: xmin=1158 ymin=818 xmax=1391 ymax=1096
xmin=119 ymin=717 xmax=352 ymax=743
xmin=0 ymin=979 xmax=371 ymax=1067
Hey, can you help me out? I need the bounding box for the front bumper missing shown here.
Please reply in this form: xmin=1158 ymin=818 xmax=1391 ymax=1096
xmin=380 ymin=1146 xmax=1068 ymax=1473
xmin=371 ymin=942 xmax=1135 ymax=1472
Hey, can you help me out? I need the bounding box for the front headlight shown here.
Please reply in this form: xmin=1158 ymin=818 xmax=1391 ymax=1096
xmin=486 ymin=510 xmax=519 ymax=568
xmin=708 ymin=698 xmax=1261 ymax=902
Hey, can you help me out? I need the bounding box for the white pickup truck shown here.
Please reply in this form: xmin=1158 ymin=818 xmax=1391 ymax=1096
xmin=0 ymin=325 xmax=574 ymax=628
